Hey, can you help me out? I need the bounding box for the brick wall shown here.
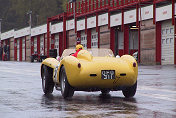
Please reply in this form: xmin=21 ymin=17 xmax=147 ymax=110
xmin=68 ymin=29 xmax=77 ymax=49
xmin=99 ymin=25 xmax=110 ymax=48
xmin=140 ymin=19 xmax=156 ymax=65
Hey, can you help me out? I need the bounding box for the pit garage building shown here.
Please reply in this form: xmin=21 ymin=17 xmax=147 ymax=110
xmin=0 ymin=0 xmax=176 ymax=65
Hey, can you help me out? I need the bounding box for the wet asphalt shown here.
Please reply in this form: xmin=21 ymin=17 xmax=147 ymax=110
xmin=0 ymin=61 xmax=176 ymax=118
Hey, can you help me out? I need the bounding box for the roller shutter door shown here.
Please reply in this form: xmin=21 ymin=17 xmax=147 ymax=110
xmin=54 ymin=34 xmax=59 ymax=56
xmin=40 ymin=35 xmax=44 ymax=55
xmin=161 ymin=20 xmax=174 ymax=65
xmin=34 ymin=37 xmax=37 ymax=53
xmin=17 ymin=40 xmax=20 ymax=61
xmin=22 ymin=38 xmax=25 ymax=61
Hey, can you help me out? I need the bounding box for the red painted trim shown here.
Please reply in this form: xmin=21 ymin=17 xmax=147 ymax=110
xmin=19 ymin=38 xmax=22 ymax=61
xmin=121 ymin=9 xmax=124 ymax=31
xmin=138 ymin=23 xmax=141 ymax=63
xmin=51 ymin=34 xmax=55 ymax=49
xmin=136 ymin=4 xmax=139 ymax=27
xmin=47 ymin=19 xmax=50 ymax=57
xmin=1 ymin=40 xmax=3 ymax=60
xmin=175 ymin=18 xmax=176 ymax=64
xmin=110 ymin=27 xmax=115 ymax=53
xmin=85 ymin=16 xmax=87 ymax=34
xmin=31 ymin=37 xmax=34 ymax=55
xmin=96 ymin=13 xmax=98 ymax=32
xmin=100 ymin=0 xmax=102 ymax=8
xmin=119 ymin=50 xmax=124 ymax=56
xmin=124 ymin=25 xmax=129 ymax=54
xmin=89 ymin=0 xmax=91 ymax=12
xmin=108 ymin=12 xmax=110 ymax=29
xmin=59 ymin=32 xmax=63 ymax=56
xmin=37 ymin=35 xmax=40 ymax=54
xmin=153 ymin=3 xmax=156 ymax=24
xmin=172 ymin=0 xmax=175 ymax=25
xmin=87 ymin=29 xmax=91 ymax=48
xmin=156 ymin=22 xmax=161 ymax=65
xmin=44 ymin=34 xmax=46 ymax=55
xmin=14 ymin=39 xmax=17 ymax=61
xmin=25 ymin=37 xmax=26 ymax=61
xmin=63 ymin=14 xmax=67 ymax=49
xmin=98 ymin=27 xmax=100 ymax=48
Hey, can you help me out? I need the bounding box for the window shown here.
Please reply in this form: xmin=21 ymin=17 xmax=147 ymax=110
xmin=81 ymin=35 xmax=87 ymax=49
xmin=166 ymin=38 xmax=169 ymax=44
xmin=54 ymin=34 xmax=59 ymax=55
xmin=91 ymin=33 xmax=98 ymax=48
xmin=170 ymin=38 xmax=173 ymax=43
xmin=162 ymin=29 xmax=165 ymax=35
xmin=162 ymin=39 xmax=165 ymax=44
xmin=170 ymin=28 xmax=174 ymax=34
xmin=166 ymin=29 xmax=169 ymax=34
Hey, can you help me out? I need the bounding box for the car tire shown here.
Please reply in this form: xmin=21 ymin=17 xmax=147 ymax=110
xmin=60 ymin=66 xmax=74 ymax=98
xmin=42 ymin=65 xmax=54 ymax=94
xmin=122 ymin=81 xmax=137 ymax=98
xmin=101 ymin=89 xmax=110 ymax=94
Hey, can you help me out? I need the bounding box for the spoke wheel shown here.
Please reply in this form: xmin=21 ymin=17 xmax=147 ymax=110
xmin=42 ymin=65 xmax=54 ymax=94
xmin=60 ymin=66 xmax=74 ymax=99
xmin=122 ymin=81 xmax=137 ymax=98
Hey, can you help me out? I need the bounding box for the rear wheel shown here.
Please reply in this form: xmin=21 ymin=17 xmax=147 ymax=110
xmin=122 ymin=81 xmax=137 ymax=98
xmin=60 ymin=66 xmax=74 ymax=98
xmin=42 ymin=65 xmax=54 ymax=94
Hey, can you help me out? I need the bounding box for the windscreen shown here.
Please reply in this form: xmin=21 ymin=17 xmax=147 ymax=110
xmin=61 ymin=48 xmax=114 ymax=58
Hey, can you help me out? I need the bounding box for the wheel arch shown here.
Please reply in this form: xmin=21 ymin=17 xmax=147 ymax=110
xmin=58 ymin=64 xmax=64 ymax=82
xmin=41 ymin=64 xmax=53 ymax=80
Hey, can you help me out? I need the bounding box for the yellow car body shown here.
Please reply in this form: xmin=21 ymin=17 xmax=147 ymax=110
xmin=41 ymin=48 xmax=138 ymax=98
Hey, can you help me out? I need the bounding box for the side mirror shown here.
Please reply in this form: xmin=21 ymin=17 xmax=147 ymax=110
xmin=116 ymin=55 xmax=120 ymax=58
xmin=56 ymin=56 xmax=61 ymax=61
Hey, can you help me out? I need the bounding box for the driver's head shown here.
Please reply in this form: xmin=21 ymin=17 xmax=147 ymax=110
xmin=75 ymin=44 xmax=84 ymax=51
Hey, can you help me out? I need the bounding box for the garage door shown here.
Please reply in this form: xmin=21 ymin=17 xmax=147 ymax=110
xmin=161 ymin=20 xmax=174 ymax=65
xmin=54 ymin=34 xmax=59 ymax=56
xmin=129 ymin=30 xmax=138 ymax=55
xmin=40 ymin=35 xmax=44 ymax=55
xmin=22 ymin=38 xmax=25 ymax=61
xmin=34 ymin=37 xmax=37 ymax=53
xmin=17 ymin=40 xmax=19 ymax=61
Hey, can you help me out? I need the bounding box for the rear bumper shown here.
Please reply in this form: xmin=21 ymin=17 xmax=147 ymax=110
xmin=68 ymin=68 xmax=137 ymax=89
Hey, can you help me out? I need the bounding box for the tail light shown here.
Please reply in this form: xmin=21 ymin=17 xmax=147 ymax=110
xmin=78 ymin=63 xmax=81 ymax=68
xmin=133 ymin=62 xmax=136 ymax=67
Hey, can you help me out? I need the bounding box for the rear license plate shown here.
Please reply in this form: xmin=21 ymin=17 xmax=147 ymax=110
xmin=101 ymin=70 xmax=115 ymax=79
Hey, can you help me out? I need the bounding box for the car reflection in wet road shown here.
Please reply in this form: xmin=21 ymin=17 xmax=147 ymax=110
xmin=0 ymin=61 xmax=176 ymax=118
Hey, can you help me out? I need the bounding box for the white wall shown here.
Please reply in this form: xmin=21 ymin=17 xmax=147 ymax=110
xmin=14 ymin=27 xmax=30 ymax=38
xmin=31 ymin=24 xmax=47 ymax=36
xmin=1 ymin=29 xmax=14 ymax=40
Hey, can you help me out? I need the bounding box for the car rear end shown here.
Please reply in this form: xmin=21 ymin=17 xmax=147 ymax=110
xmin=67 ymin=55 xmax=138 ymax=89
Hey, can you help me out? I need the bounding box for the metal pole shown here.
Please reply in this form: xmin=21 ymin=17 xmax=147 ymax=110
xmin=74 ymin=1 xmax=77 ymax=39
xmin=27 ymin=11 xmax=32 ymax=44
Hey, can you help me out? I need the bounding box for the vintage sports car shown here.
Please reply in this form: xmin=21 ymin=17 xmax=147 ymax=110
xmin=41 ymin=48 xmax=138 ymax=99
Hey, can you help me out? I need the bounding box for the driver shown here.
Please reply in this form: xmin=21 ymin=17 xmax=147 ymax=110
xmin=72 ymin=44 xmax=84 ymax=57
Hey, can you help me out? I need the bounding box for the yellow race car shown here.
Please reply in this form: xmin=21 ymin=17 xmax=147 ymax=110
xmin=41 ymin=48 xmax=138 ymax=99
